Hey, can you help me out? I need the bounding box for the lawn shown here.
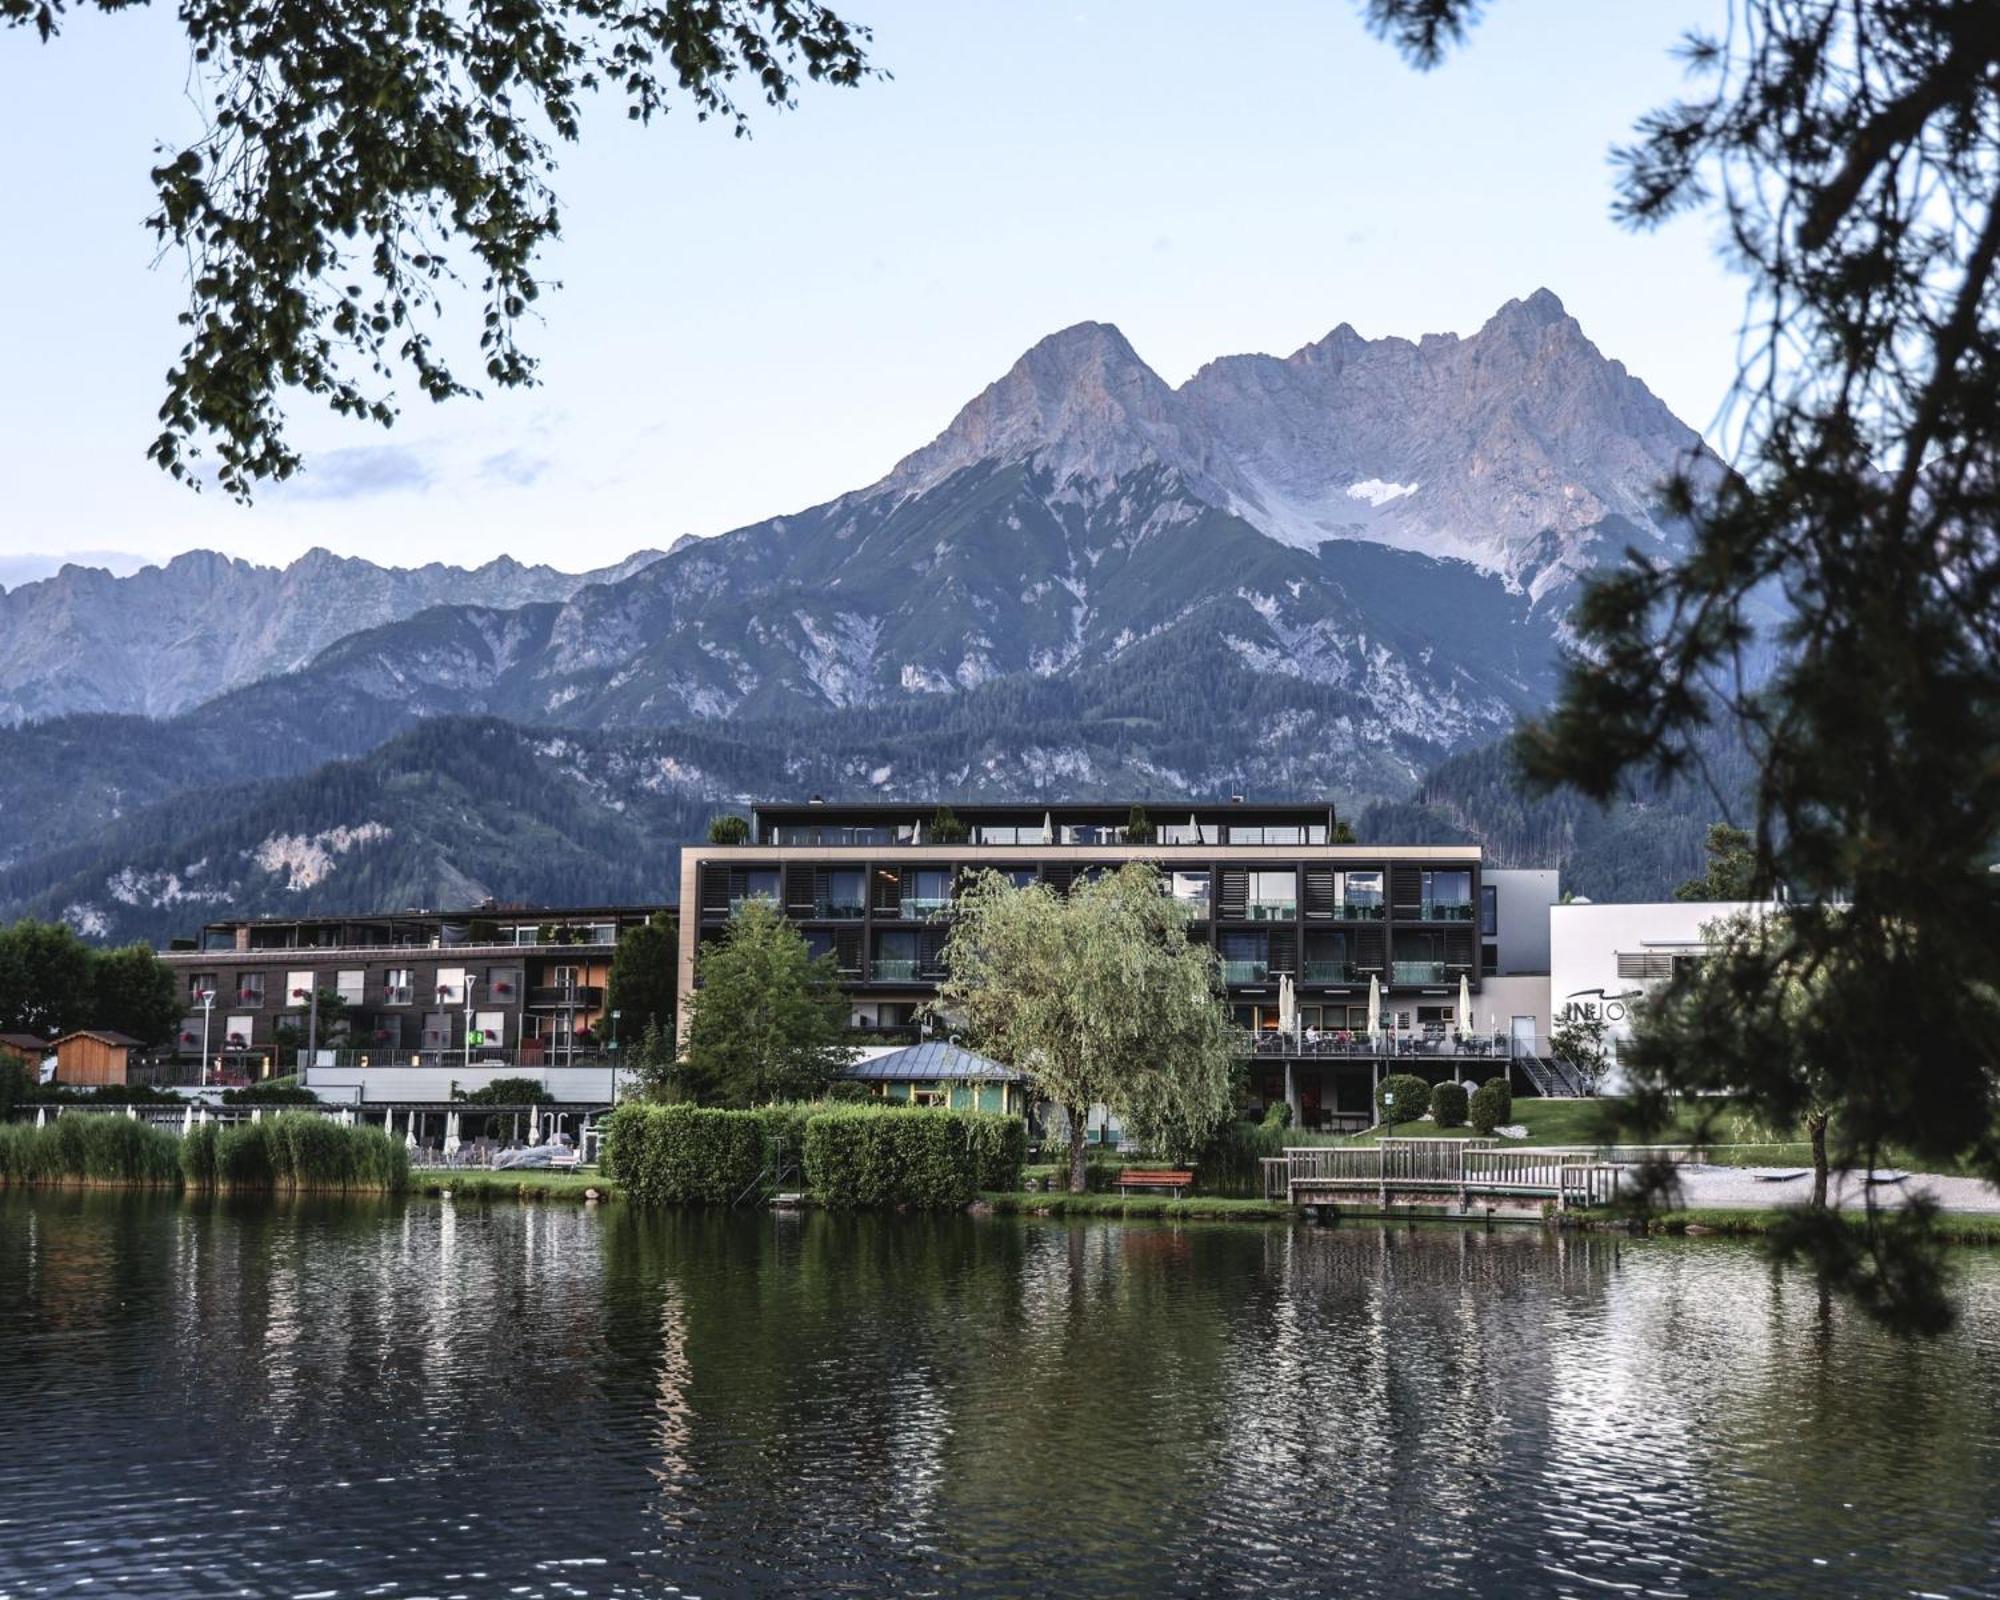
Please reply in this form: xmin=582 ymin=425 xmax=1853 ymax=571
xmin=1358 ymin=1097 xmax=1816 ymax=1151
xmin=416 ymin=1169 xmax=617 ymax=1201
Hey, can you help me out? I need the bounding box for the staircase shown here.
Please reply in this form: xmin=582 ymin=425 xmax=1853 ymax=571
xmin=1515 ymin=1052 xmax=1587 ymax=1099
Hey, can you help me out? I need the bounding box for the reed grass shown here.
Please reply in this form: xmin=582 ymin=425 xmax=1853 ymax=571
xmin=0 ymin=1115 xmax=184 ymax=1187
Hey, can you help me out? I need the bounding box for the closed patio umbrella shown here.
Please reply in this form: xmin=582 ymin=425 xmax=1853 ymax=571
xmin=1459 ymin=973 xmax=1472 ymax=1041
xmin=405 ymin=1114 xmax=418 ymax=1153
xmin=1367 ymin=975 xmax=1381 ymax=1042
xmin=35 ymin=1105 xmax=46 ymax=1129
xmin=180 ymin=1103 xmax=192 ymax=1137
xmin=251 ymin=1107 xmax=262 ymax=1124
xmin=1278 ymin=973 xmax=1297 ymax=1041
xmin=1042 ymin=811 xmax=1054 ymax=845
xmin=444 ymin=1111 xmax=461 ymax=1156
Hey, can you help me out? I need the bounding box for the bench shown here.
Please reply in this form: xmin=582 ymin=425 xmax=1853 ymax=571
xmin=1116 ymin=1168 xmax=1195 ymax=1197
xmin=547 ymin=1147 xmax=582 ymax=1172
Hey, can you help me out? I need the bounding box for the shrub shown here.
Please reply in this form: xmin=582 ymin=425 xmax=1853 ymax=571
xmin=181 ymin=1121 xmax=219 ymax=1187
xmin=706 ymin=814 xmax=750 ymax=844
xmin=1430 ymin=1081 xmax=1470 ymax=1128
xmin=222 ymin=1079 xmax=317 ymax=1105
xmin=1470 ymin=1079 xmax=1512 ymax=1136
xmin=458 ymin=1076 xmax=552 ymax=1106
xmin=1483 ymin=1074 xmax=1514 ymax=1125
xmin=0 ymin=1115 xmax=182 ymax=1186
xmin=802 ymin=1104 xmax=1022 ymax=1209
xmin=1376 ymin=1073 xmax=1431 ymax=1127
xmin=600 ymin=1103 xmax=768 ymax=1205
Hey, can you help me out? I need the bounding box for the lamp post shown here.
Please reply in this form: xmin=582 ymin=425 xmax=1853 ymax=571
xmin=197 ymin=989 xmax=215 ymax=1088
xmin=294 ymin=983 xmax=317 ymax=1082
xmin=609 ymin=1009 xmax=621 ymax=1103
xmin=462 ymin=975 xmax=480 ymax=1075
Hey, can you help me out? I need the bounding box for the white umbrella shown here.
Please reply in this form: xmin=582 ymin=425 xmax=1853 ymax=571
xmin=1042 ymin=810 xmax=1054 ymax=845
xmin=1366 ymin=975 xmax=1381 ymax=1041
xmin=35 ymin=1105 xmax=46 ymax=1129
xmin=198 ymin=1106 xmax=211 ymax=1126
xmin=444 ymin=1111 xmax=461 ymax=1156
xmin=340 ymin=1108 xmax=354 ymax=1128
xmin=1277 ymin=973 xmax=1297 ymax=1040
xmin=1459 ymin=973 xmax=1472 ymax=1040
xmin=404 ymin=1114 xmax=418 ymax=1153
xmin=252 ymin=1107 xmax=263 ymax=1124
xmin=528 ymin=1116 xmax=543 ymax=1146
xmin=180 ymin=1103 xmax=192 ymax=1137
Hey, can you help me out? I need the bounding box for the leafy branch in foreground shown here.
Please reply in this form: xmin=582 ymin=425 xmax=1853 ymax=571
xmin=1368 ymin=0 xmax=2000 ymax=1332
xmin=4 ymin=0 xmax=873 ymax=496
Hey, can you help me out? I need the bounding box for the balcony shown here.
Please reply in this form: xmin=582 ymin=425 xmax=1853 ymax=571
xmin=1173 ymin=897 xmax=1212 ymax=920
xmin=1221 ymin=960 xmax=1270 ymax=983
xmin=527 ymin=985 xmax=604 ymax=1009
xmin=1337 ymin=901 xmax=1386 ymax=920
xmin=900 ymin=897 xmax=953 ymax=920
xmin=1421 ymin=901 xmax=1476 ymax=922
xmin=728 ymin=894 xmax=780 ymax=917
xmin=1245 ymin=901 xmax=1297 ymax=922
xmin=1300 ymin=961 xmax=1355 ymax=983
xmin=814 ymin=899 xmax=867 ymax=920
xmin=871 ymin=959 xmax=920 ymax=981
xmin=1391 ymin=961 xmax=1447 ymax=985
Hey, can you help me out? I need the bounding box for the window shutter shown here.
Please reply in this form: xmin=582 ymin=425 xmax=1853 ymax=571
xmin=1390 ymin=865 xmax=1424 ymax=917
xmin=1269 ymin=928 xmax=1296 ymax=975
xmin=872 ymin=868 xmax=903 ymax=914
xmin=785 ymin=864 xmax=816 ymax=915
xmin=1042 ymin=863 xmax=1076 ymax=896
xmin=1218 ymin=869 xmax=1248 ymax=919
xmin=699 ymin=865 xmax=729 ymax=916
xmin=1304 ymin=867 xmax=1335 ymax=919
xmin=833 ymin=929 xmax=863 ymax=975
xmin=1354 ymin=927 xmax=1386 ymax=973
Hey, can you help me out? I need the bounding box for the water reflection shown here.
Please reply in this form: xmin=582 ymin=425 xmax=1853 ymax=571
xmin=2 ymin=1194 xmax=1997 ymax=1598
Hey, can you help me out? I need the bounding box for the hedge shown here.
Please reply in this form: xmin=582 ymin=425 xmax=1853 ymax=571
xmin=803 ymin=1105 xmax=1018 ymax=1209
xmin=1470 ymin=1077 xmax=1513 ymax=1135
xmin=1430 ymin=1081 xmax=1470 ymax=1129
xmin=1376 ymin=1073 xmax=1432 ymax=1126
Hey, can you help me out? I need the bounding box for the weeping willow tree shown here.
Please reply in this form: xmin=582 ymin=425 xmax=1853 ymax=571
xmin=1367 ymin=0 xmax=2000 ymax=1334
xmin=936 ymin=864 xmax=1240 ymax=1192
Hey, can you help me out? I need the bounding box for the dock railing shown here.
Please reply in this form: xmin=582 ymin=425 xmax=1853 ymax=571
xmin=1270 ymin=1138 xmax=1629 ymax=1209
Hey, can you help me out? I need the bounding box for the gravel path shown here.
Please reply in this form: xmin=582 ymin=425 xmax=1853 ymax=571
xmin=1671 ymin=1164 xmax=2000 ymax=1215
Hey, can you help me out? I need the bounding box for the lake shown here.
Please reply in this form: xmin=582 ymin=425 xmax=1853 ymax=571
xmin=2 ymin=1193 xmax=1998 ymax=1598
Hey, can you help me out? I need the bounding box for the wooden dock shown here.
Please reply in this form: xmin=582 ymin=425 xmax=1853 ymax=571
xmin=1263 ymin=1138 xmax=1623 ymax=1217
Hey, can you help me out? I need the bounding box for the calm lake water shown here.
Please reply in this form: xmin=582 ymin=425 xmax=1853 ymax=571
xmin=2 ymin=1195 xmax=1999 ymax=1599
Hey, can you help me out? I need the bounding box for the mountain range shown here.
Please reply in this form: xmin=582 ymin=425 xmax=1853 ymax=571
xmin=0 ymin=290 xmax=1736 ymax=942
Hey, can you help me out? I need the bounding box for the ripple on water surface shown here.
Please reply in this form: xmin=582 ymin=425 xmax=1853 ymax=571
xmin=1 ymin=1193 xmax=1998 ymax=1598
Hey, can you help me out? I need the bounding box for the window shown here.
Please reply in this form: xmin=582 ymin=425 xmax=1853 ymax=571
xmin=1334 ymin=871 xmax=1384 ymax=918
xmin=1171 ymin=871 xmax=1210 ymax=916
xmin=384 ymin=968 xmax=413 ymax=1006
xmin=873 ymin=931 xmax=919 ymax=981
xmin=547 ymin=964 xmax=581 ymax=996
xmin=1420 ymin=869 xmax=1475 ymax=921
xmin=1247 ymin=870 xmax=1296 ymax=920
xmin=820 ymin=869 xmax=866 ymax=918
xmin=1480 ymin=885 xmax=1499 ymax=938
xmin=485 ymin=967 xmax=520 ymax=1002
xmin=904 ymin=869 xmax=953 ymax=919
xmin=223 ymin=1014 xmax=253 ymax=1049
xmin=1159 ymin=821 xmax=1221 ymax=844
xmin=730 ymin=870 xmax=779 ymax=915
xmin=235 ymin=972 xmax=265 ymax=1009
xmin=187 ymin=971 xmax=218 ymax=1004
xmin=1219 ymin=932 xmax=1268 ymax=983
xmin=473 ymin=1011 xmax=506 ymax=1049
xmin=998 ymin=868 xmax=1038 ymax=889
xmin=286 ymin=969 xmax=315 ymax=1009
xmin=1228 ymin=824 xmax=1305 ymax=845
xmin=434 ymin=967 xmax=469 ymax=1006
xmin=336 ymin=969 xmax=366 ymax=1006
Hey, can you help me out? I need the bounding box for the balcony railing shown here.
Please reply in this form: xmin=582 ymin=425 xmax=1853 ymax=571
xmin=1337 ymin=901 xmax=1386 ymax=920
xmin=528 ymin=985 xmax=605 ymax=1009
xmin=1421 ymin=901 xmax=1476 ymax=922
xmin=1246 ymin=901 xmax=1297 ymax=921
xmin=900 ymin=897 xmax=953 ymax=920
xmin=1300 ymin=961 xmax=1355 ymax=982
xmin=728 ymin=894 xmax=780 ymax=916
xmin=1173 ymin=896 xmax=1212 ymax=920
xmin=814 ymin=899 xmax=867 ymax=920
xmin=1221 ymin=960 xmax=1270 ymax=983
xmin=1391 ymin=961 xmax=1447 ymax=985
xmin=872 ymin=959 xmax=920 ymax=981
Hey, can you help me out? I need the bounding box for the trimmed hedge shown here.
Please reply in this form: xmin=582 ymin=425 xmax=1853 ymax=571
xmin=600 ymin=1104 xmax=768 ymax=1206
xmin=1376 ymin=1073 xmax=1432 ymax=1126
xmin=1430 ymin=1081 xmax=1470 ymax=1129
xmin=1469 ymin=1078 xmax=1512 ymax=1135
xmin=804 ymin=1105 xmax=1023 ymax=1209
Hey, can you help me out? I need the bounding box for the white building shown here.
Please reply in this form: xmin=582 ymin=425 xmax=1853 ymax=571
xmin=1548 ymin=899 xmax=1770 ymax=1073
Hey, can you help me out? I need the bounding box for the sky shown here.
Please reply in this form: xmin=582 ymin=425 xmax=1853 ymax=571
xmin=0 ymin=0 xmax=1741 ymax=583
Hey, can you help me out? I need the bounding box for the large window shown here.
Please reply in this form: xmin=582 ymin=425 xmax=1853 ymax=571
xmin=1247 ymin=870 xmax=1296 ymax=920
xmin=383 ymin=969 xmax=413 ymax=1006
xmin=1158 ymin=820 xmax=1220 ymax=844
xmin=1225 ymin=823 xmax=1330 ymax=844
xmin=872 ymin=931 xmax=919 ymax=982
xmin=1480 ymin=884 xmax=1498 ymax=937
xmin=234 ymin=972 xmax=265 ymax=1009
xmin=187 ymin=971 xmax=218 ymax=1005
xmin=435 ymin=967 xmax=470 ymax=1006
xmin=336 ymin=969 xmax=366 ymax=1006
xmin=731 ymin=870 xmax=779 ymax=916
xmin=1420 ymin=869 xmax=1475 ymax=921
xmin=820 ymin=869 xmax=866 ymax=919
xmin=285 ymin=970 xmax=315 ymax=1009
xmin=1334 ymin=871 xmax=1384 ymax=918
xmin=1171 ymin=871 xmax=1210 ymax=918
xmin=1302 ymin=933 xmax=1351 ymax=982
xmin=1219 ymin=932 xmax=1269 ymax=984
xmin=903 ymin=869 xmax=953 ymax=919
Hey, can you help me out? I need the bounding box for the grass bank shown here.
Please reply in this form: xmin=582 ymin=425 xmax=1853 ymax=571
xmin=419 ymin=1169 xmax=616 ymax=1201
xmin=984 ymin=1191 xmax=1296 ymax=1221
xmin=1620 ymin=1208 xmax=2000 ymax=1244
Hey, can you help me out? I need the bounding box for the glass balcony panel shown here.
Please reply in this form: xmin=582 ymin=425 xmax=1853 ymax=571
xmin=872 ymin=959 xmax=920 ymax=981
xmin=1301 ymin=961 xmax=1352 ymax=982
xmin=1336 ymin=901 xmax=1385 ymax=920
xmin=901 ymin=897 xmax=953 ymax=920
xmin=1246 ymin=900 xmax=1296 ymax=921
xmin=1421 ymin=901 xmax=1476 ymax=922
xmin=728 ymin=893 xmax=779 ymax=916
xmin=1221 ymin=960 xmax=1270 ymax=983
xmin=1391 ymin=960 xmax=1447 ymax=985
xmin=814 ymin=898 xmax=866 ymax=919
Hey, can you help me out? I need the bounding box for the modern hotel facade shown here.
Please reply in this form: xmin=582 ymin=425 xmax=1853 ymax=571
xmin=680 ymin=801 xmax=1559 ymax=1129
xmin=157 ymin=904 xmax=665 ymax=1076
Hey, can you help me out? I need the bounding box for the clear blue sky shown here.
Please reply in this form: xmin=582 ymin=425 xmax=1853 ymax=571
xmin=0 ymin=0 xmax=1738 ymax=581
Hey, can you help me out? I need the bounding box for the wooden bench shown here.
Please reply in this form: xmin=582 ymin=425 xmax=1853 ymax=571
xmin=1116 ymin=1168 xmax=1195 ymax=1197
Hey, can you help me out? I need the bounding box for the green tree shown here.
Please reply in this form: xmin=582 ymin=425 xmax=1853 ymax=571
xmin=1369 ymin=0 xmax=2000 ymax=1333
xmin=630 ymin=1017 xmax=685 ymax=1102
xmin=707 ymin=814 xmax=750 ymax=845
xmin=681 ymin=901 xmax=852 ymax=1105
xmin=7 ymin=0 xmax=872 ymax=497
xmin=607 ymin=910 xmax=679 ymax=1042
xmin=0 ymin=920 xmax=95 ymax=1038
xmin=91 ymin=943 xmax=185 ymax=1047
xmin=1124 ymin=804 xmax=1154 ymax=843
xmin=1549 ymin=1013 xmax=1611 ymax=1097
xmin=929 ymin=806 xmax=970 ymax=843
xmin=1331 ymin=819 xmax=1357 ymax=845
xmin=1674 ymin=824 xmax=1757 ymax=903
xmin=936 ymin=863 xmax=1239 ymax=1191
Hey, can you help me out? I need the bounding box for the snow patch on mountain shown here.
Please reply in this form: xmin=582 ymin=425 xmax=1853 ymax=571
xmin=251 ymin=822 xmax=392 ymax=891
